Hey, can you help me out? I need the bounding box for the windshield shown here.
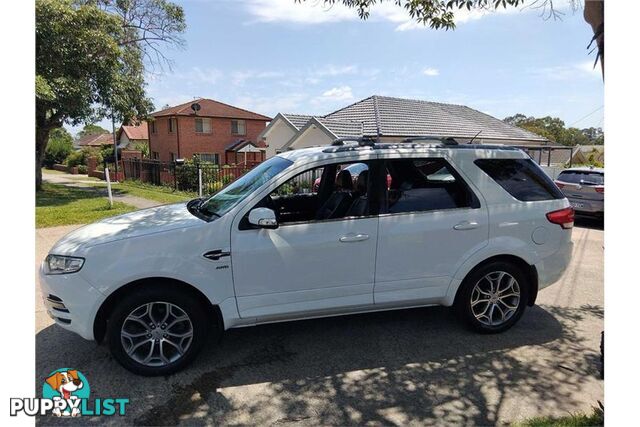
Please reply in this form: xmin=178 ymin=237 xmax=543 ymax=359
xmin=197 ymin=156 xmax=293 ymax=218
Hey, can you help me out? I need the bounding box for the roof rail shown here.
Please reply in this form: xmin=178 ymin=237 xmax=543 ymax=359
xmin=401 ymin=136 xmax=459 ymax=145
xmin=331 ymin=136 xmax=377 ymax=147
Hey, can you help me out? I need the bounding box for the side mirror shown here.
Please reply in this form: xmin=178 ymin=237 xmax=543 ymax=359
xmin=248 ymin=207 xmax=278 ymax=229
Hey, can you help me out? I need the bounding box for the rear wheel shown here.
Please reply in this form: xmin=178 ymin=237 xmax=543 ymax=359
xmin=455 ymin=261 xmax=530 ymax=333
xmin=106 ymin=284 xmax=216 ymax=376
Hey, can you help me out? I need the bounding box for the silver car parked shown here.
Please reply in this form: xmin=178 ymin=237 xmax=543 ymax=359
xmin=554 ymin=167 xmax=604 ymax=218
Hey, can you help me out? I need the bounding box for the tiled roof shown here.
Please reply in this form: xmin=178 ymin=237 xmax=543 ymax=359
xmin=281 ymin=114 xmax=314 ymax=130
xmin=121 ymin=123 xmax=148 ymax=141
xmin=226 ymin=139 xmax=255 ymax=151
xmin=324 ymin=96 xmax=547 ymax=142
xmin=316 ymin=117 xmax=364 ymax=137
xmin=76 ymin=132 xmax=113 ymax=147
xmin=152 ymin=98 xmax=271 ymax=121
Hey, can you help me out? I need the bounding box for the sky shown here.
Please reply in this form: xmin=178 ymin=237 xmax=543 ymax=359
xmin=71 ymin=0 xmax=604 ymax=135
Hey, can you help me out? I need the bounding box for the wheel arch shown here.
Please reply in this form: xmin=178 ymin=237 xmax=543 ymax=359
xmin=452 ymin=254 xmax=539 ymax=307
xmin=93 ymin=277 xmax=223 ymax=343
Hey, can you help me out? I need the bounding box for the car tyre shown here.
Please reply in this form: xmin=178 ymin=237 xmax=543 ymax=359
xmin=455 ymin=261 xmax=530 ymax=333
xmin=106 ymin=284 xmax=216 ymax=376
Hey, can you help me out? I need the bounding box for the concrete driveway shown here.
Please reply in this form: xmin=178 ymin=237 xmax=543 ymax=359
xmin=35 ymin=220 xmax=603 ymax=426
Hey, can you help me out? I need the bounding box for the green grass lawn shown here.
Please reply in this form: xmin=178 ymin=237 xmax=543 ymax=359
xmin=89 ymin=180 xmax=196 ymax=204
xmin=36 ymin=183 xmax=136 ymax=228
xmin=514 ymin=407 xmax=603 ymax=427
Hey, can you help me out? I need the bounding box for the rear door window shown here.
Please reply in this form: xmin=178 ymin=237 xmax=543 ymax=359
xmin=475 ymin=158 xmax=564 ymax=201
xmin=557 ymin=171 xmax=604 ymax=186
xmin=383 ymin=158 xmax=479 ymax=214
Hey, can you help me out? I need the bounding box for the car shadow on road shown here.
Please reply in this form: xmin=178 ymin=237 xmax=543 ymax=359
xmin=36 ymin=304 xmax=602 ymax=426
xmin=575 ymin=216 xmax=604 ymax=231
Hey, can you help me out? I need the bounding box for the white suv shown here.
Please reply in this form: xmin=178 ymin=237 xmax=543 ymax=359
xmin=40 ymin=140 xmax=574 ymax=375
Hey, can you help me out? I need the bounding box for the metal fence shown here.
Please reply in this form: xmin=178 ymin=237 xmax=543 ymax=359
xmin=121 ymin=159 xmax=258 ymax=196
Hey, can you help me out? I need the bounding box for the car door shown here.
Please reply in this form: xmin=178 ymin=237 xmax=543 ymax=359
xmin=230 ymin=159 xmax=379 ymax=321
xmin=373 ymin=155 xmax=489 ymax=305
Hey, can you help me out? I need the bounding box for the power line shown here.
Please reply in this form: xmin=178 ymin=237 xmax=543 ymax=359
xmin=569 ymin=105 xmax=604 ymax=127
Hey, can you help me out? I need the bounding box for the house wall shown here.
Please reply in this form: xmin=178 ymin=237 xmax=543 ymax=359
xmin=287 ymin=127 xmax=334 ymax=150
xmin=264 ymin=120 xmax=297 ymax=158
xmin=148 ymin=116 xmax=268 ymax=164
xmin=119 ymin=134 xmax=131 ymax=148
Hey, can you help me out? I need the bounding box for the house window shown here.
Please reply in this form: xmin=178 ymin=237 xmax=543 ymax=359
xmin=195 ymin=118 xmax=212 ymax=133
xmin=151 ymin=151 xmax=159 ymax=160
xmin=231 ymin=119 xmax=246 ymax=135
xmin=168 ymin=118 xmax=176 ymax=133
xmin=150 ymin=121 xmax=156 ymax=134
xmin=170 ymin=152 xmax=176 ymax=162
xmin=196 ymin=153 xmax=219 ymax=164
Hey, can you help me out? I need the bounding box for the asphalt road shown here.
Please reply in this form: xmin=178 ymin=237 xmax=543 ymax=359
xmin=35 ymin=219 xmax=603 ymax=426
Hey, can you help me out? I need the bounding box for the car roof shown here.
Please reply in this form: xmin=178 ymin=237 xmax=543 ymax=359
xmin=560 ymin=166 xmax=604 ymax=173
xmin=276 ymin=143 xmax=529 ymax=165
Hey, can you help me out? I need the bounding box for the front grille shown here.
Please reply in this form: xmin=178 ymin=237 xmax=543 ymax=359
xmin=46 ymin=294 xmax=69 ymax=313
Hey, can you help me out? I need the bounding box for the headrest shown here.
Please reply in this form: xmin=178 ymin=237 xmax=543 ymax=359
xmin=336 ymin=169 xmax=353 ymax=190
xmin=356 ymin=170 xmax=368 ymax=193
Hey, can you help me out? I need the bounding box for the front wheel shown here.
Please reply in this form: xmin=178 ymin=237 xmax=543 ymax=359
xmin=106 ymin=285 xmax=215 ymax=376
xmin=455 ymin=261 xmax=530 ymax=333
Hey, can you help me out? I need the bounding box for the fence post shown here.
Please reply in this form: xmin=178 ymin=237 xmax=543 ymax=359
xmin=198 ymin=165 xmax=203 ymax=198
xmin=105 ymin=167 xmax=114 ymax=208
xmin=173 ymin=162 xmax=177 ymax=191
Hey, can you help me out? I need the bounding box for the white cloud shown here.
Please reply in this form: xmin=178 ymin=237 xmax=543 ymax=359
xmin=244 ymin=0 xmax=534 ymax=31
xmin=173 ymin=67 xmax=224 ymax=85
xmin=244 ymin=0 xmax=356 ymax=24
xmin=234 ymin=93 xmax=309 ymax=116
xmin=312 ymin=64 xmax=358 ymax=77
xmin=531 ymin=61 xmax=602 ymax=81
xmin=320 ymin=86 xmax=354 ymax=101
xmin=231 ymin=70 xmax=285 ymax=86
xmin=576 ymin=60 xmax=601 ymax=75
xmin=422 ymin=67 xmax=440 ymax=77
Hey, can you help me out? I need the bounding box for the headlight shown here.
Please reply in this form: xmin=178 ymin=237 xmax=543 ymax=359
xmin=45 ymin=255 xmax=85 ymax=275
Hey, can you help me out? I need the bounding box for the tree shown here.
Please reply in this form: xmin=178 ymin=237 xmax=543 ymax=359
xmin=35 ymin=0 xmax=185 ymax=190
xmin=504 ymin=113 xmax=604 ymax=146
xmin=581 ymin=127 xmax=604 ymax=145
xmin=43 ymin=128 xmax=74 ymax=167
xmin=299 ymin=0 xmax=603 ymax=77
xmin=77 ymin=124 xmax=109 ymax=139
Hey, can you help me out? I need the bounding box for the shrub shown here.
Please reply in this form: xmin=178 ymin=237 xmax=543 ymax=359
xmin=99 ymin=145 xmax=114 ymax=162
xmin=132 ymin=142 xmax=149 ymax=158
xmin=44 ymin=128 xmax=74 ymax=167
xmin=174 ymin=160 xmax=199 ymax=192
xmin=65 ymin=150 xmax=86 ymax=167
xmin=78 ymin=164 xmax=88 ymax=174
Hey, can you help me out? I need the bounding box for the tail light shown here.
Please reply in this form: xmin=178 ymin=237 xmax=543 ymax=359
xmin=546 ymin=207 xmax=575 ymax=229
xmin=554 ymin=181 xmax=565 ymax=189
xmin=595 ymin=186 xmax=604 ymax=194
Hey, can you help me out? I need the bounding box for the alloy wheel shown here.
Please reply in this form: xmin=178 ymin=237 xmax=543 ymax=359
xmin=120 ymin=302 xmax=194 ymax=367
xmin=470 ymin=271 xmax=521 ymax=327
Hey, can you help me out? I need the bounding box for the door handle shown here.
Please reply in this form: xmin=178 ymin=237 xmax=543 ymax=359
xmin=203 ymin=250 xmax=230 ymax=261
xmin=453 ymin=221 xmax=480 ymax=231
xmin=339 ymin=233 xmax=370 ymax=243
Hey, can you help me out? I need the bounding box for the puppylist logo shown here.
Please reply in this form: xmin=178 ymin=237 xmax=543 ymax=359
xmin=9 ymin=368 xmax=129 ymax=417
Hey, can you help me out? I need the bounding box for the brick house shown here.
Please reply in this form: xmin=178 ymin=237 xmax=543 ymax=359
xmin=117 ymin=122 xmax=149 ymax=149
xmin=148 ymin=98 xmax=271 ymax=165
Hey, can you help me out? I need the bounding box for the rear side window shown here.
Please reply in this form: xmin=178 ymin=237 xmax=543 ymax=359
xmin=384 ymin=158 xmax=479 ymax=214
xmin=557 ymin=171 xmax=604 ymax=186
xmin=475 ymin=158 xmax=564 ymax=201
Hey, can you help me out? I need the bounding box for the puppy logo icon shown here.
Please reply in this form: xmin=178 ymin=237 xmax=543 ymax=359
xmin=42 ymin=368 xmax=90 ymax=417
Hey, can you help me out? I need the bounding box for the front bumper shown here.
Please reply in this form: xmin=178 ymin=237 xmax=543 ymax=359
xmin=38 ymin=266 xmax=105 ymax=341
